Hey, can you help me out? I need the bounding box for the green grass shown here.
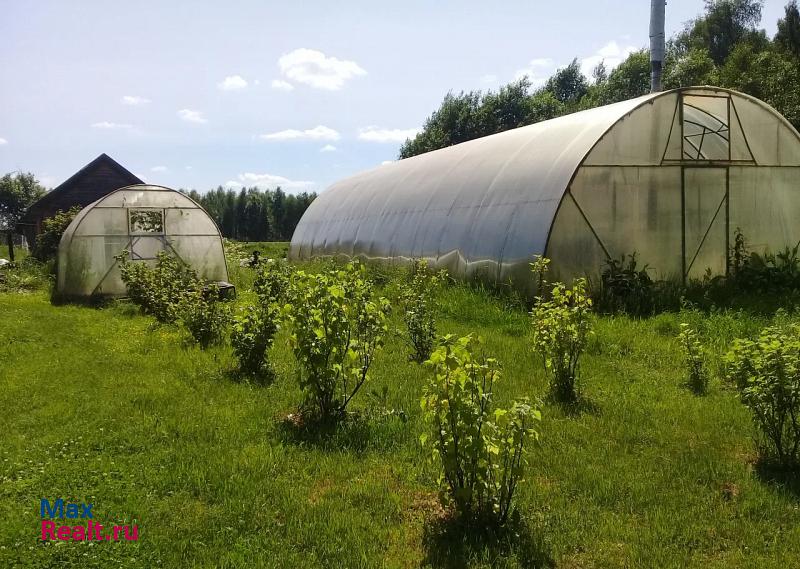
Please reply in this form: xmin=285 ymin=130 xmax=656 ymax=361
xmin=0 ymin=242 xmax=28 ymax=262
xmin=2 ymin=244 xmax=800 ymax=567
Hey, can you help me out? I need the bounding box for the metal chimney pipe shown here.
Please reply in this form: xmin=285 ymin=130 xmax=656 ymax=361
xmin=650 ymin=0 xmax=666 ymax=92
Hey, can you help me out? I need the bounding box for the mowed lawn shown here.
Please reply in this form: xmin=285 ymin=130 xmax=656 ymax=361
xmin=1 ymin=251 xmax=800 ymax=567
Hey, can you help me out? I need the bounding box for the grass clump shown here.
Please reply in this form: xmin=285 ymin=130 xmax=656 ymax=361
xmin=678 ymin=322 xmax=710 ymax=395
xmin=421 ymin=334 xmax=540 ymax=526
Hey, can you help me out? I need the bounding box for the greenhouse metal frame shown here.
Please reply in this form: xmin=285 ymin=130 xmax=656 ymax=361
xmin=290 ymin=87 xmax=800 ymax=293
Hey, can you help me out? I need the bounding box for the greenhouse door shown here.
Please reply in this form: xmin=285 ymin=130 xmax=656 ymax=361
xmin=682 ymin=167 xmax=729 ymax=281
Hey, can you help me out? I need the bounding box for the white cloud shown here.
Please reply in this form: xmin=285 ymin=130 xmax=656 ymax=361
xmin=218 ymin=75 xmax=248 ymax=91
xmin=271 ymin=79 xmax=295 ymax=91
xmin=150 ymin=165 xmax=168 ymax=172
xmin=0 ymin=137 xmax=7 ymax=145
xmin=278 ymin=48 xmax=366 ymax=90
xmin=320 ymin=144 xmax=337 ymax=152
xmin=225 ymin=172 xmax=314 ymax=192
xmin=580 ymin=41 xmax=638 ymax=77
xmin=91 ymin=121 xmax=133 ymax=129
xmin=514 ymin=57 xmax=555 ymax=86
xmin=357 ymin=126 xmax=419 ymax=143
xmin=259 ymin=125 xmax=340 ymax=141
xmin=178 ymin=109 xmax=207 ymax=124
xmin=121 ymin=95 xmax=150 ymax=106
xmin=480 ymin=74 xmax=498 ymax=85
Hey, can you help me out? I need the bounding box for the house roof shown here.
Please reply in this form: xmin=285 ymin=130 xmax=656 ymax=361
xmin=18 ymin=153 xmax=142 ymax=227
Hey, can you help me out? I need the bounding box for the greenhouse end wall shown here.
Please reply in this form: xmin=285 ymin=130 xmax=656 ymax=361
xmin=545 ymin=88 xmax=800 ymax=285
xmin=56 ymin=185 xmax=228 ymax=299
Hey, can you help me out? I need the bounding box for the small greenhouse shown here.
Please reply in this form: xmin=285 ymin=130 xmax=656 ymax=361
xmin=290 ymin=86 xmax=800 ymax=294
xmin=56 ymin=184 xmax=229 ymax=299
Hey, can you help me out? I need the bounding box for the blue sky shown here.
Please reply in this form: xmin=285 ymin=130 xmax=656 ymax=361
xmin=0 ymin=0 xmax=788 ymax=194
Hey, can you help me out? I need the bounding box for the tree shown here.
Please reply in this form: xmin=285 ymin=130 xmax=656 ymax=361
xmin=675 ymin=0 xmax=765 ymax=65
xmin=544 ymin=58 xmax=589 ymax=105
xmin=776 ymin=0 xmax=800 ymax=57
xmin=0 ymin=172 xmax=47 ymax=262
xmin=585 ymin=50 xmax=651 ymax=106
xmin=664 ymin=47 xmax=719 ymax=89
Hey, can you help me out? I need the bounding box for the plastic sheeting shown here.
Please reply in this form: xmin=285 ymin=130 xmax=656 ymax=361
xmin=56 ymin=185 xmax=228 ymax=298
xmin=291 ymin=87 xmax=800 ymax=291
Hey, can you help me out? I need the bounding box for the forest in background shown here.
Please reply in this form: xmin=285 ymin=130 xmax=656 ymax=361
xmin=184 ymin=187 xmax=316 ymax=242
xmin=400 ymin=0 xmax=800 ymax=158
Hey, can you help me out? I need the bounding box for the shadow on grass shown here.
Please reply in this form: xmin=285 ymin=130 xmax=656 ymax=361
xmin=546 ymin=393 xmax=601 ymax=418
xmin=225 ymin=367 xmax=276 ymax=387
xmin=754 ymin=458 xmax=800 ymax=499
xmin=422 ymin=513 xmax=554 ymax=569
xmin=276 ymin=410 xmax=406 ymax=453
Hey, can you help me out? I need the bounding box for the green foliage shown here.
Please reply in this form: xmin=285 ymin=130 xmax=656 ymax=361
xmin=679 ymin=323 xmax=710 ymax=395
xmin=531 ymin=259 xmax=593 ymax=403
xmin=177 ymin=285 xmax=230 ymax=348
xmin=584 ymin=50 xmax=651 ymax=106
xmin=0 ymin=257 xmax=50 ymax=293
xmin=253 ymin=258 xmax=293 ymax=304
xmin=421 ymin=334 xmax=540 ymax=525
xmin=398 ymin=0 xmax=800 ymax=156
xmin=117 ymin=251 xmax=199 ymax=323
xmin=544 ymin=59 xmax=588 ymax=105
xmin=776 ymin=0 xmax=800 ymax=57
xmin=189 ymin=186 xmax=316 ymax=241
xmin=593 ymin=253 xmax=656 ymax=316
xmin=399 ymin=260 xmax=444 ymax=362
xmin=284 ymin=262 xmax=390 ymax=420
xmin=674 ymin=0 xmax=765 ymax=65
xmin=399 ymin=79 xmax=566 ymax=159
xmin=726 ymin=324 xmax=800 ymax=467
xmin=0 ymin=172 xmax=47 ymax=230
xmin=231 ymin=303 xmax=280 ymax=377
xmin=231 ymin=259 xmax=290 ymax=377
xmin=728 ymin=229 xmax=800 ymax=294
xmin=31 ymin=206 xmax=80 ymax=261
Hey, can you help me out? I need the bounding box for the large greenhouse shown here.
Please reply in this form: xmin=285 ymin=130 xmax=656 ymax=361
xmin=56 ymin=185 xmax=228 ymax=299
xmin=290 ymin=86 xmax=800 ymax=294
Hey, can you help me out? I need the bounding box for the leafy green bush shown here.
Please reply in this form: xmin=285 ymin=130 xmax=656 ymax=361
xmin=31 ymin=206 xmax=81 ymax=261
xmin=253 ymin=258 xmax=293 ymax=304
xmin=725 ymin=325 xmax=800 ymax=467
xmin=231 ymin=303 xmax=280 ymax=377
xmin=284 ymin=262 xmax=390 ymax=420
xmin=177 ymin=285 xmax=230 ymax=348
xmin=117 ymin=251 xmax=199 ymax=323
xmin=730 ymin=231 xmax=800 ymax=294
xmin=531 ymin=258 xmax=593 ymax=403
xmin=231 ymin=261 xmax=289 ymax=377
xmin=592 ymin=253 xmax=656 ymax=316
xmin=678 ymin=323 xmax=709 ymax=395
xmin=399 ymin=259 xmax=444 ymax=362
xmin=421 ymin=334 xmax=540 ymax=524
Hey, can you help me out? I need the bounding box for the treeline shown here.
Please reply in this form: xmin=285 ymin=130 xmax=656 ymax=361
xmin=185 ymin=187 xmax=316 ymax=242
xmin=400 ymin=0 xmax=800 ymax=158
